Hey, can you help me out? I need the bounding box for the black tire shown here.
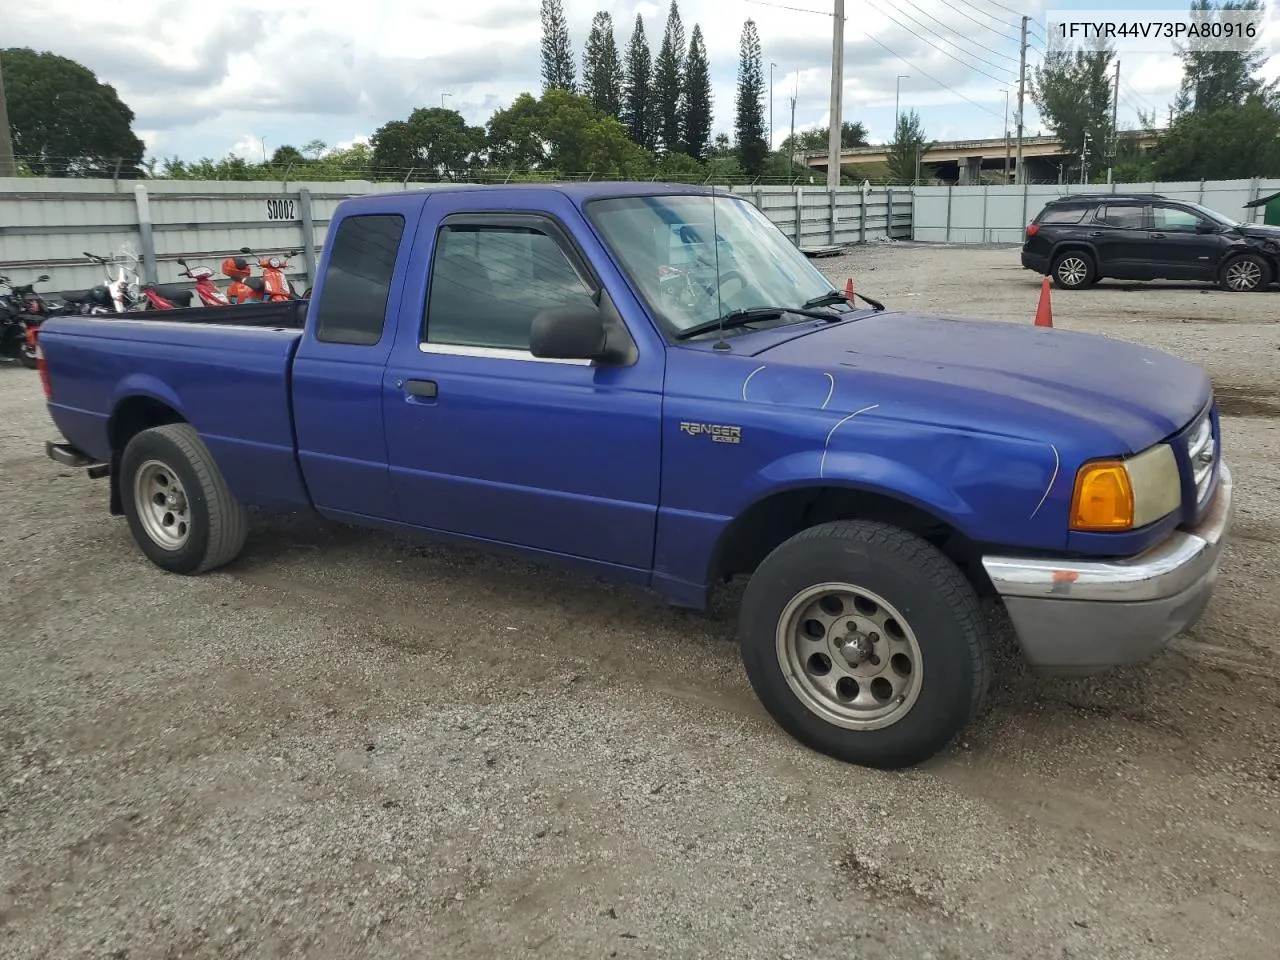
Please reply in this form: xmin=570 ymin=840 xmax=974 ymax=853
xmin=738 ymin=520 xmax=992 ymax=770
xmin=119 ymin=423 xmax=248 ymax=574
xmin=17 ymin=343 xmax=38 ymax=369
xmin=1219 ymin=253 xmax=1270 ymax=292
xmin=1050 ymin=249 xmax=1096 ymax=289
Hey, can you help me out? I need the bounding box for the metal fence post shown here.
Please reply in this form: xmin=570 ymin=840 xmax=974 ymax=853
xmin=133 ymin=184 xmax=158 ymax=285
xmin=886 ymin=187 xmax=894 ymax=239
xmin=794 ymin=187 xmax=803 ymax=243
xmin=945 ymin=185 xmax=953 ymax=243
xmin=754 ymin=189 xmax=763 ymax=210
xmin=298 ymin=187 xmax=318 ymax=284
xmin=829 ymin=189 xmax=837 ymax=244
xmin=981 ymin=184 xmax=989 ymax=243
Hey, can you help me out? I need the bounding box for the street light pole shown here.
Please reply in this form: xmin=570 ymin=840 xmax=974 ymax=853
xmin=1004 ymin=89 xmax=1011 ymax=182
xmin=442 ymin=92 xmax=452 ymax=109
xmin=770 ymin=62 xmax=777 ymax=151
xmin=894 ymin=74 xmax=909 ymax=133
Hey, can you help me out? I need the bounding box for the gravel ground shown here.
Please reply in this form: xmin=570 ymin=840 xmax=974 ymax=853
xmin=2 ymin=243 xmax=1279 ymax=960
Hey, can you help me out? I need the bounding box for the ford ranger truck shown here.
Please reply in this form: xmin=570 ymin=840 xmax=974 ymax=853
xmin=35 ymin=183 xmax=1234 ymax=769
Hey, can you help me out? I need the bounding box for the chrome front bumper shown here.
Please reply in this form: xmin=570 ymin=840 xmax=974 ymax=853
xmin=981 ymin=463 xmax=1234 ymax=674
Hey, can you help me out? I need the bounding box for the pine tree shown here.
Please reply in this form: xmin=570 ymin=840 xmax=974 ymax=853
xmin=540 ymin=0 xmax=576 ymax=94
xmin=623 ymin=14 xmax=656 ymax=149
xmin=583 ymin=12 xmax=623 ymax=118
xmin=735 ymin=19 xmax=767 ymax=175
xmin=681 ymin=25 xmax=712 ymax=162
xmin=653 ymin=1 xmax=686 ymax=153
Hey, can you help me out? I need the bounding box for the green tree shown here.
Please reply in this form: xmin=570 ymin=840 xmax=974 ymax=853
xmin=622 ymin=15 xmax=656 ymax=150
xmin=583 ymin=12 xmax=623 ymax=119
xmin=734 ymin=19 xmax=767 ymax=176
xmin=0 ymin=47 xmax=145 ymax=177
xmin=270 ymin=145 xmax=306 ymax=166
xmin=370 ymin=107 xmax=484 ymax=176
xmin=681 ymin=25 xmax=713 ymax=162
xmin=1153 ymin=95 xmax=1280 ymax=179
xmin=885 ymin=110 xmax=931 ymax=183
xmin=540 ymin=0 xmax=576 ymax=93
xmin=653 ymin=1 xmax=686 ymax=153
xmin=782 ymin=121 xmax=868 ymax=155
xmin=486 ymin=89 xmax=654 ymax=176
xmin=1030 ymin=36 xmax=1116 ymax=182
xmin=1174 ymin=0 xmax=1273 ymax=114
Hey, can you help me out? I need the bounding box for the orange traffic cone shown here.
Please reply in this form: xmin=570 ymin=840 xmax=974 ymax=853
xmin=1034 ymin=276 xmax=1053 ymax=328
xmin=845 ymin=277 xmax=855 ymax=304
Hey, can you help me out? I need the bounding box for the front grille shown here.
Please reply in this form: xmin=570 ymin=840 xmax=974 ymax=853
xmin=1186 ymin=409 xmax=1217 ymax=504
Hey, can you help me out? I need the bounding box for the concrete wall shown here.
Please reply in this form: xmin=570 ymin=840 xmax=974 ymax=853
xmin=0 ymin=178 xmax=913 ymax=295
xmin=911 ymin=179 xmax=1279 ymax=245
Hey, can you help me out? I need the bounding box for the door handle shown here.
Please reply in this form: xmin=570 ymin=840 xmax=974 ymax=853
xmin=1151 ymin=232 xmax=1167 ymax=239
xmin=405 ymin=379 xmax=437 ymax=398
xmin=1088 ymin=231 xmax=1104 ymax=237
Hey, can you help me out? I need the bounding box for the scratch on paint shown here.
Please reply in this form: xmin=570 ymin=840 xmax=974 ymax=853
xmin=821 ymin=373 xmax=835 ymax=410
xmin=1029 ymin=443 xmax=1060 ymax=521
xmin=742 ymin=365 xmax=767 ymax=401
xmin=819 ymin=404 xmax=880 ymax=478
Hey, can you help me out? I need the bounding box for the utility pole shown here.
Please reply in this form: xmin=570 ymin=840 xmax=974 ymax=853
xmin=0 ymin=54 xmax=17 ymax=179
xmin=1107 ymin=60 xmax=1120 ymax=184
xmin=828 ymin=0 xmax=845 ymax=188
xmin=789 ymin=88 xmax=797 ymax=167
xmin=1015 ymin=15 xmax=1028 ymax=184
xmin=894 ymin=74 xmax=909 ymax=133
xmin=1080 ymin=133 xmax=1090 ymax=184
xmin=770 ymin=62 xmax=777 ymax=152
xmin=1003 ymin=89 xmax=1011 ymax=182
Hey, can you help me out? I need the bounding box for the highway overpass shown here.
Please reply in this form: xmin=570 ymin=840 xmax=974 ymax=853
xmin=803 ymin=131 xmax=1159 ymax=184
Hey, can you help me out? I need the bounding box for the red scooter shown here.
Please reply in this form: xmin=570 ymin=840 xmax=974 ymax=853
xmin=175 ymin=258 xmax=230 ymax=307
xmin=239 ymin=246 xmax=303 ymax=302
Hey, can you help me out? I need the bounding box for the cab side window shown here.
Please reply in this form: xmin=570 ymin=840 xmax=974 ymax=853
xmin=313 ymin=214 xmax=405 ymax=345
xmin=423 ymin=220 xmax=596 ymax=352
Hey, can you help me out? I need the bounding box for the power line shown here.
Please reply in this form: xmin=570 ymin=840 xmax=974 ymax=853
xmin=743 ymin=0 xmax=833 ymax=16
xmin=865 ymin=0 xmax=1017 ymax=84
xmin=978 ymin=0 xmax=1030 ymax=21
xmin=894 ymin=0 xmax=1023 ymax=65
xmin=857 ymin=32 xmax=1007 ymax=120
xmin=949 ymin=0 xmax=1023 ymax=43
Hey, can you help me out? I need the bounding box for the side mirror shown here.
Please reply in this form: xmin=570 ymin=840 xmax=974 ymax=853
xmin=176 ymin=258 xmax=187 ymax=266
xmin=239 ymin=246 xmax=253 ymax=254
xmin=37 ymin=274 xmax=50 ymax=282
xmin=530 ymin=303 xmax=609 ymax=361
xmin=1195 ymin=222 xmax=1217 ymax=234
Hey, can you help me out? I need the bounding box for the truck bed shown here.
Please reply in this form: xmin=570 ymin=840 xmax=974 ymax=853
xmin=38 ymin=308 xmax=312 ymax=510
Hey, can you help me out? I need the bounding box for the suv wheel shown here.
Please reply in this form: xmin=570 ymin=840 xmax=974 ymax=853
xmin=1051 ymin=250 xmax=1095 ymax=289
xmin=1220 ymin=253 xmax=1270 ymax=292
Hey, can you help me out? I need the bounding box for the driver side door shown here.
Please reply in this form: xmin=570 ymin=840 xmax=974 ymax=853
xmin=381 ymin=204 xmax=666 ymax=573
xmin=1148 ymin=203 xmax=1228 ymax=281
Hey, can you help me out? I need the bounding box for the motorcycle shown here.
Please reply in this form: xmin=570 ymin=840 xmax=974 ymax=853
xmin=175 ymin=258 xmax=230 ymax=307
xmin=0 ymin=273 xmax=51 ymax=369
xmin=63 ymin=247 xmax=193 ymax=313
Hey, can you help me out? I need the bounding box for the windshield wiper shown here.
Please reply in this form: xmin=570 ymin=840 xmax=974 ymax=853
xmin=672 ymin=305 xmax=842 ymax=341
xmin=803 ymin=288 xmax=886 ymax=312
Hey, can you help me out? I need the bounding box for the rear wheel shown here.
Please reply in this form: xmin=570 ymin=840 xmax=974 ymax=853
xmin=120 ymin=423 xmax=248 ymax=574
xmin=1051 ymin=250 xmax=1095 ymax=289
xmin=738 ymin=520 xmax=992 ymax=769
xmin=1220 ymin=253 xmax=1270 ymax=292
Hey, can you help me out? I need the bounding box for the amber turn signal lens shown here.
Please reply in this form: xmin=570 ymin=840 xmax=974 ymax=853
xmin=1070 ymin=460 xmax=1135 ymax=531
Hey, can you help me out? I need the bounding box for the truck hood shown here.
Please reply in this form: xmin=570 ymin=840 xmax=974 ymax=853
xmin=752 ymin=312 xmax=1211 ymax=453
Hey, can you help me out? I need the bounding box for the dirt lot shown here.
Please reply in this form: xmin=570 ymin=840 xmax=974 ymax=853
xmin=2 ymin=243 xmax=1278 ymax=960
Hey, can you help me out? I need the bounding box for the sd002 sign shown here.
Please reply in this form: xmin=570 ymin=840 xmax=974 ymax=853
xmin=265 ymin=199 xmax=297 ymax=221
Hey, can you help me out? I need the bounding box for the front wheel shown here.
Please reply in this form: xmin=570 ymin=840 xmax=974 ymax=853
xmin=120 ymin=423 xmax=248 ymax=574
xmin=738 ymin=520 xmax=992 ymax=769
xmin=1220 ymin=253 xmax=1270 ymax=292
xmin=1051 ymin=250 xmax=1095 ymax=289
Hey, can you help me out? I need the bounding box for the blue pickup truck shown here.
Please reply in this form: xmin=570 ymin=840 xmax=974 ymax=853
xmin=36 ymin=183 xmax=1233 ymax=769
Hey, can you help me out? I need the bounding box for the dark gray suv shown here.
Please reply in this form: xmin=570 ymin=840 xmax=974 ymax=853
xmin=1021 ymin=193 xmax=1279 ymax=292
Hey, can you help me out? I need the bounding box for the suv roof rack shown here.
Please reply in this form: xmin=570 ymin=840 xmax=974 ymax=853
xmin=1047 ymin=193 xmax=1166 ymax=202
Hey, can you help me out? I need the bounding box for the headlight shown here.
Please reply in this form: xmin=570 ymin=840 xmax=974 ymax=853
xmin=1070 ymin=443 xmax=1181 ymax=532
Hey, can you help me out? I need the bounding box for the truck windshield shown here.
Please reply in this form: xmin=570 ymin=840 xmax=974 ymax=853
xmin=586 ymin=193 xmax=841 ymax=336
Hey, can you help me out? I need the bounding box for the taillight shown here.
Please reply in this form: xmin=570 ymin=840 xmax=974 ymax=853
xmin=1026 ymin=223 xmax=1040 ymax=237
xmin=31 ymin=327 xmax=51 ymax=399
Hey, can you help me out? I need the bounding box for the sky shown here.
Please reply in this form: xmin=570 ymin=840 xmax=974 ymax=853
xmin=4 ymin=0 xmax=1280 ymax=165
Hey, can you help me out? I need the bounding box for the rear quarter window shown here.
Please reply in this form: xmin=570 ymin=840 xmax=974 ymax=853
xmin=314 ymin=213 xmax=405 ymax=346
xmin=1036 ymin=205 xmax=1089 ymax=224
